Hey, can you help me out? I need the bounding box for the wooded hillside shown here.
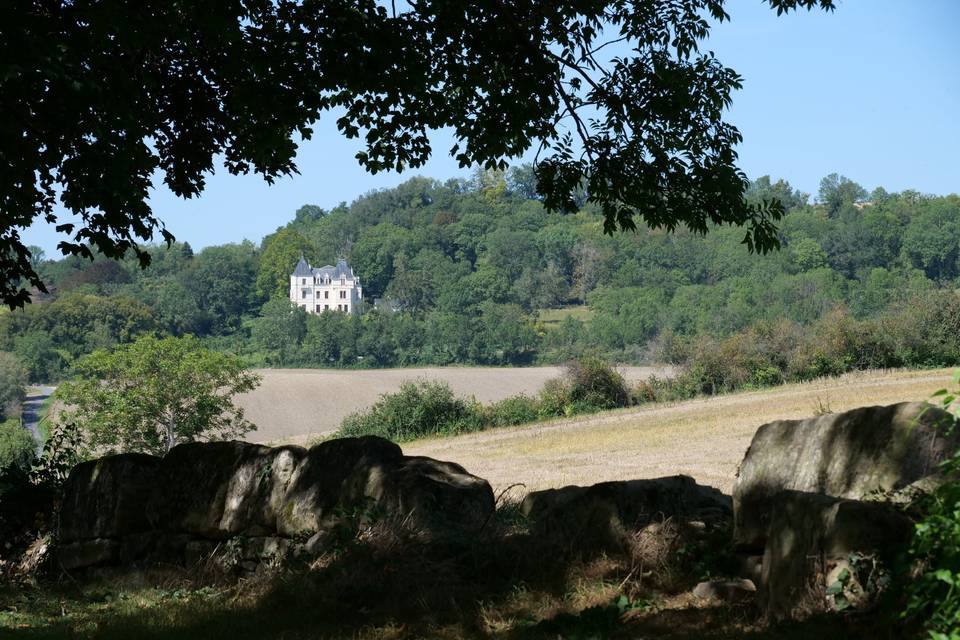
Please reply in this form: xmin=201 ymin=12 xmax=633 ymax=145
xmin=2 ymin=169 xmax=959 ymax=381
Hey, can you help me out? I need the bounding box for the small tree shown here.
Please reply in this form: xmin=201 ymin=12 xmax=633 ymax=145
xmin=0 ymin=352 xmax=28 ymax=420
xmin=57 ymin=335 xmax=261 ymax=455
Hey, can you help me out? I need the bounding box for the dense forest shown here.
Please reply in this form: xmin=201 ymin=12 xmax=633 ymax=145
xmin=2 ymin=168 xmax=959 ymax=383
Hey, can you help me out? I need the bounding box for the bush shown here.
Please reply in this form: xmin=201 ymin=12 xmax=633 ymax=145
xmin=0 ymin=418 xmax=36 ymax=477
xmin=631 ymin=380 xmax=657 ymax=404
xmin=339 ymin=380 xmax=483 ymax=441
xmin=483 ymin=395 xmax=541 ymax=427
xmin=536 ymin=358 xmax=632 ymax=417
xmin=563 ymin=358 xmax=630 ymax=410
xmin=883 ymin=291 xmax=960 ymax=368
xmin=903 ymin=373 xmax=960 ymax=638
xmin=538 ymin=377 xmax=571 ymax=418
xmin=0 ymin=352 xmax=28 ymax=421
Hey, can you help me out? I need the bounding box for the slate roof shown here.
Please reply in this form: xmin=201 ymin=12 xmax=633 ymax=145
xmin=293 ymin=255 xmax=312 ymax=277
xmin=293 ymin=257 xmax=357 ymax=280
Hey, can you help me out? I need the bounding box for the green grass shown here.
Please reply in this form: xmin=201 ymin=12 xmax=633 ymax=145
xmin=537 ymin=305 xmax=594 ymax=329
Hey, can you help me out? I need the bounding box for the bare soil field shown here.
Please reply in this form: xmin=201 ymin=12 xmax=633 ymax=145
xmin=406 ymin=368 xmax=955 ymax=496
xmin=239 ymin=365 xmax=672 ymax=443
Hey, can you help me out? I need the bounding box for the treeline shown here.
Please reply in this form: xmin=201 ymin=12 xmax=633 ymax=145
xmin=2 ymin=169 xmax=959 ymax=380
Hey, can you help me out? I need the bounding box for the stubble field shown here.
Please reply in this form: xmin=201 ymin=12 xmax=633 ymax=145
xmin=405 ymin=368 xmax=955 ymax=495
xmin=237 ymin=365 xmax=673 ymax=443
xmin=240 ymin=367 xmax=953 ymax=496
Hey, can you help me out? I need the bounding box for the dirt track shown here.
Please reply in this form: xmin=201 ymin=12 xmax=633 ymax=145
xmin=239 ymin=365 xmax=672 ymax=444
xmin=405 ymin=368 xmax=955 ymax=495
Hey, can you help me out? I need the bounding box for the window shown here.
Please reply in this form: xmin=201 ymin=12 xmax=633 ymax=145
xmin=324 ymin=291 xmax=329 ymax=299
xmin=340 ymin=290 xmax=346 ymax=299
xmin=324 ymin=304 xmax=329 ymax=311
xmin=301 ymin=278 xmax=306 ymax=285
xmin=316 ymin=305 xmax=321 ymax=312
xmin=301 ymin=289 xmax=308 ymax=299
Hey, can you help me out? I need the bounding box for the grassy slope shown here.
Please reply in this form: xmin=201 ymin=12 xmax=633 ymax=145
xmin=406 ymin=368 xmax=955 ymax=495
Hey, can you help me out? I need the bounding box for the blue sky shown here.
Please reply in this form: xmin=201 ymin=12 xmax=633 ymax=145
xmin=23 ymin=0 xmax=960 ymax=254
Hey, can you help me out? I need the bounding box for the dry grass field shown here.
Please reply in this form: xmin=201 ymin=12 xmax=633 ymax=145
xmin=406 ymin=368 xmax=955 ymax=496
xmin=238 ymin=365 xmax=672 ymax=443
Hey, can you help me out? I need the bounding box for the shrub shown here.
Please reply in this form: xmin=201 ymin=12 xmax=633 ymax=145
xmin=0 ymin=352 xmax=28 ymax=421
xmin=883 ymin=291 xmax=960 ymax=368
xmin=903 ymin=372 xmax=960 ymax=638
xmin=537 ymin=377 xmax=571 ymax=418
xmin=0 ymin=418 xmax=36 ymax=476
xmin=631 ymin=380 xmax=657 ymax=404
xmin=563 ymin=357 xmax=630 ymax=410
xmin=30 ymin=419 xmax=88 ymax=489
xmin=483 ymin=395 xmax=541 ymax=427
xmin=338 ymin=380 xmax=483 ymax=441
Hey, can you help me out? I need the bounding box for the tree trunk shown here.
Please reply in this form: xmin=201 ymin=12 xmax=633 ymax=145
xmin=166 ymin=413 xmax=176 ymax=452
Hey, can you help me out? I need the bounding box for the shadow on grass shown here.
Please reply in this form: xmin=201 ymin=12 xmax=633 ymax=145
xmin=5 ymin=515 xmax=915 ymax=640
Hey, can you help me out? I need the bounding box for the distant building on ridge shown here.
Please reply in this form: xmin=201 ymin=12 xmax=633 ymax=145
xmin=289 ymin=256 xmax=363 ymax=314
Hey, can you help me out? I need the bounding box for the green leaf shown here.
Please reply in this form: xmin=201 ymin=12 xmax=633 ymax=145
xmin=934 ymin=569 xmax=955 ymax=586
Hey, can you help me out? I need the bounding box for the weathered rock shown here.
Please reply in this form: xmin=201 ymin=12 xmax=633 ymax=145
xmin=278 ymin=436 xmax=404 ymax=536
xmin=375 ymin=456 xmax=496 ymax=533
xmin=279 ymin=436 xmax=494 ymax=538
xmin=303 ymin=530 xmax=333 ymax=555
xmin=184 ymin=540 xmax=217 ymax=567
xmin=59 ymin=453 xmax=161 ymax=542
xmin=737 ymin=554 xmax=764 ymax=584
xmin=521 ymin=475 xmax=731 ymax=550
xmin=733 ymin=402 xmax=956 ymax=549
xmin=240 ymin=536 xmax=293 ymax=562
xmin=56 ymin=538 xmax=120 ymax=571
xmin=150 ymin=441 xmax=306 ymax=538
xmin=760 ymin=490 xmax=912 ymax=621
xmin=692 ymin=579 xmax=756 ymax=602
xmin=55 ymin=436 xmax=495 ymax=569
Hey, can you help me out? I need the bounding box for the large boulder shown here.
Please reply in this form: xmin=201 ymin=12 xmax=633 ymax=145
xmin=760 ymin=490 xmax=912 ymax=620
xmin=375 ymin=455 xmax=496 ymax=533
xmin=55 ymin=538 xmax=120 ymax=571
xmin=279 ymin=436 xmax=494 ymax=538
xmin=59 ymin=453 xmax=161 ymax=542
xmin=733 ymin=402 xmax=957 ymax=549
xmin=56 ymin=436 xmax=495 ymax=569
xmin=521 ymin=475 xmax=731 ymax=550
xmin=149 ymin=441 xmax=306 ymax=538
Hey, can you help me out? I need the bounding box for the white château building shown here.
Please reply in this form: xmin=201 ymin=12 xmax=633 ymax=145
xmin=290 ymin=256 xmax=363 ymax=314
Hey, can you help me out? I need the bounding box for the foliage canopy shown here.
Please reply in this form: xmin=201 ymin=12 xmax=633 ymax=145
xmin=56 ymin=335 xmax=260 ymax=455
xmin=2 ymin=0 xmax=833 ymax=307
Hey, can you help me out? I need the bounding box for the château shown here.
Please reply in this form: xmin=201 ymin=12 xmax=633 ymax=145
xmin=290 ymin=256 xmax=363 ymax=314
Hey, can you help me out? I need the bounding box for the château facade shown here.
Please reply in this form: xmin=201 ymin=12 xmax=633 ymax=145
xmin=290 ymin=257 xmax=363 ymax=314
